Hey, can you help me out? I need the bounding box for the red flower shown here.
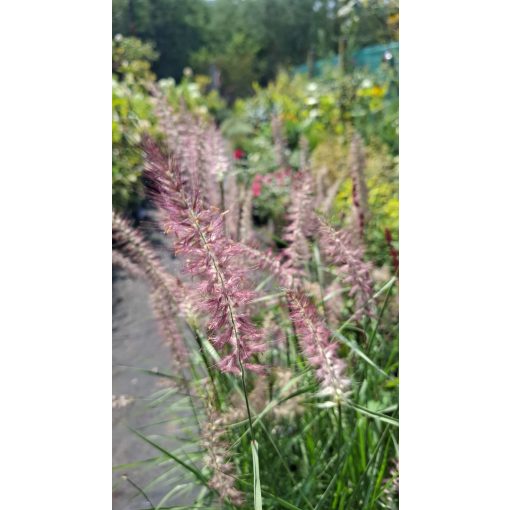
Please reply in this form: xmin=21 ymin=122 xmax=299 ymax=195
xmin=384 ymin=228 xmax=399 ymax=275
xmin=233 ymin=148 xmax=245 ymax=160
xmin=252 ymin=174 xmax=263 ymax=197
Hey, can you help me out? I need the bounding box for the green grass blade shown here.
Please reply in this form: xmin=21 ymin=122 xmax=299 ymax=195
xmin=237 ymin=479 xmax=305 ymax=510
xmin=251 ymin=440 xmax=263 ymax=510
xmin=129 ymin=428 xmax=208 ymax=485
xmin=122 ymin=475 xmax=154 ymax=509
xmin=258 ymin=420 xmax=315 ymax=510
xmin=338 ymin=276 xmax=397 ymax=332
xmin=366 ymin=276 xmax=396 ymax=355
xmin=332 ymin=331 xmax=389 ymax=378
xmin=313 ymin=458 xmax=342 ymax=510
xmin=345 ymin=402 xmax=399 ymax=427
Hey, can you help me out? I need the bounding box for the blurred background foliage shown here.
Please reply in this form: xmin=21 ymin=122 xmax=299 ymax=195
xmin=113 ymin=0 xmax=398 ymax=99
xmin=112 ymin=0 xmax=399 ymax=259
xmin=112 ymin=35 xmax=228 ymax=212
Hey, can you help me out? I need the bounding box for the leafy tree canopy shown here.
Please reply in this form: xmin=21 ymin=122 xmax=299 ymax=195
xmin=112 ymin=0 xmax=398 ymax=99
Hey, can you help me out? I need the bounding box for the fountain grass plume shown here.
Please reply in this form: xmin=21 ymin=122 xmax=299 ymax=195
xmin=235 ymin=242 xmax=296 ymax=289
xmin=202 ymin=401 xmax=245 ymax=507
xmin=271 ymin=113 xmax=288 ymax=169
xmin=349 ymin=131 xmax=369 ymax=240
xmin=149 ymin=82 xmax=179 ymax=155
xmin=112 ymin=211 xmax=189 ymax=366
xmin=287 ymin=290 xmax=351 ymax=403
xmin=143 ymin=138 xmax=266 ymax=375
xmin=282 ymin=171 xmax=316 ymax=277
xmin=318 ymin=216 xmax=374 ymax=320
xmin=112 ymin=249 xmax=145 ymax=279
xmin=239 ymin=186 xmax=254 ymax=243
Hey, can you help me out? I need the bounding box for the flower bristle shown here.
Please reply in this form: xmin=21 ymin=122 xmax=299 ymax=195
xmin=287 ymin=290 xmax=351 ymax=403
xmin=281 ymin=170 xmax=316 ymax=277
xmin=143 ymin=138 xmax=265 ymax=375
xmin=318 ymin=217 xmax=374 ymax=321
xmin=349 ymin=131 xmax=369 ymax=240
xmin=236 ymin=241 xmax=296 ymax=289
xmin=202 ymin=402 xmax=244 ymax=507
xmin=112 ymin=211 xmax=189 ymax=367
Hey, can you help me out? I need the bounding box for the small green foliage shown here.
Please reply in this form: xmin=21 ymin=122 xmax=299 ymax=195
xmin=112 ymin=37 xmax=227 ymax=213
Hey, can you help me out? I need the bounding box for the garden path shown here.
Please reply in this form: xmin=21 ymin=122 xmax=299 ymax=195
xmin=113 ymin=220 xmax=195 ymax=510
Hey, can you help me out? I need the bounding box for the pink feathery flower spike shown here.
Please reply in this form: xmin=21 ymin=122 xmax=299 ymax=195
xmin=236 ymin=242 xmax=296 ymax=289
xmin=202 ymin=402 xmax=244 ymax=506
xmin=223 ymin=170 xmax=241 ymax=241
xmin=149 ymin=82 xmax=180 ymax=156
xmin=143 ymin=137 xmax=266 ymax=375
xmin=287 ymin=291 xmax=351 ymax=403
xmin=239 ymin=185 xmax=254 ymax=243
xmin=271 ymin=113 xmax=288 ymax=169
xmin=112 ymin=212 xmax=189 ymax=367
xmin=318 ymin=217 xmax=374 ymax=321
xmin=349 ymin=132 xmax=369 ymax=241
xmin=281 ymin=171 xmax=315 ymax=277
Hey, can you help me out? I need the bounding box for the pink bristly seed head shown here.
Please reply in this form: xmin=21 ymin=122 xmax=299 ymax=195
xmin=287 ymin=290 xmax=350 ymax=403
xmin=143 ymin=138 xmax=265 ymax=375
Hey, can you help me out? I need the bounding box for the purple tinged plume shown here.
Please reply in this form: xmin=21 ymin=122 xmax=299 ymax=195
xmin=349 ymin=132 xmax=369 ymax=241
xmin=112 ymin=250 xmax=145 ymax=280
xmin=318 ymin=217 xmax=374 ymax=320
xmin=287 ymin=291 xmax=351 ymax=402
xmin=201 ymin=402 xmax=244 ymax=506
xmin=223 ymin=170 xmax=241 ymax=241
xmin=112 ymin=212 xmax=189 ymax=367
xmin=271 ymin=113 xmax=289 ymax=169
xmin=150 ymin=86 xmax=226 ymax=210
xmin=143 ymin=138 xmax=266 ymax=375
xmin=281 ymin=171 xmax=316 ymax=276
xmin=149 ymin=82 xmax=179 ymax=156
xmin=239 ymin=186 xmax=254 ymax=243
xmin=236 ymin=242 xmax=296 ymax=289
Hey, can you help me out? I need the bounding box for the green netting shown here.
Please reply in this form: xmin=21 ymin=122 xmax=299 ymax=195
xmin=294 ymin=42 xmax=399 ymax=76
xmin=354 ymin=42 xmax=399 ymax=71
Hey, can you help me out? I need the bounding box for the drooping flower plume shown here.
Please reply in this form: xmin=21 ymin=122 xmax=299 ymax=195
xmin=143 ymin=138 xmax=266 ymax=374
xmin=299 ymin=135 xmax=310 ymax=172
xmin=287 ymin=291 xmax=351 ymax=403
xmin=149 ymin=87 xmax=228 ymax=210
xmin=201 ymin=402 xmax=244 ymax=507
xmin=112 ymin=212 xmax=189 ymax=366
xmin=236 ymin=242 xmax=296 ymax=289
xmin=112 ymin=249 xmax=145 ymax=280
xmin=223 ymin=170 xmax=242 ymax=240
xmin=324 ymin=279 xmax=344 ymax=328
xmin=385 ymin=227 xmax=399 ymax=275
xmin=271 ymin=113 xmax=288 ymax=169
xmin=174 ymin=112 xmax=205 ymax=197
xmin=318 ymin=217 xmax=374 ymax=320
xmin=349 ymin=131 xmax=369 ymax=240
xmin=239 ymin=185 xmax=254 ymax=243
xmin=202 ymin=124 xmax=231 ymax=183
xmin=281 ymin=171 xmax=316 ymax=276
xmin=149 ymin=82 xmax=180 ymax=156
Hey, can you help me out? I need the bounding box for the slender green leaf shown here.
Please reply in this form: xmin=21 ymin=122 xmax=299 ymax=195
xmin=332 ymin=331 xmax=389 ymax=378
xmin=345 ymin=403 xmax=399 ymax=427
xmin=252 ymin=440 xmax=263 ymax=510
xmin=129 ymin=428 xmax=208 ymax=484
